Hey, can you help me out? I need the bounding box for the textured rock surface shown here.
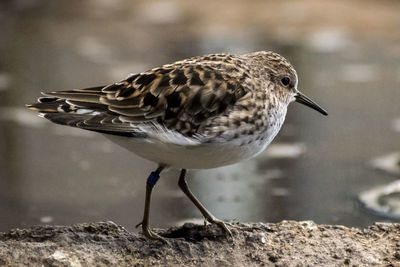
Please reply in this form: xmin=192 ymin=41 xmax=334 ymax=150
xmin=0 ymin=221 xmax=399 ymax=266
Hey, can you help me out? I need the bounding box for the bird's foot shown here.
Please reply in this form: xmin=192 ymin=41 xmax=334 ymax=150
xmin=205 ymin=216 xmax=232 ymax=236
xmin=135 ymin=221 xmax=168 ymax=243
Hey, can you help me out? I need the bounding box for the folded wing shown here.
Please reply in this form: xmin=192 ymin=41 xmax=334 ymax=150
xmin=27 ymin=59 xmax=248 ymax=142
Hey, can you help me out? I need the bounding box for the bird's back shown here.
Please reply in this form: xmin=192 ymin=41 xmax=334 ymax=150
xmin=27 ymin=53 xmax=254 ymax=140
xmin=27 ymin=52 xmax=290 ymax=168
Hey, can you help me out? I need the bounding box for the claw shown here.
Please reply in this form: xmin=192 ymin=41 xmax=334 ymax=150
xmin=136 ymin=220 xmax=167 ymax=243
xmin=206 ymin=217 xmax=232 ymax=236
xmin=141 ymin=225 xmax=168 ymax=244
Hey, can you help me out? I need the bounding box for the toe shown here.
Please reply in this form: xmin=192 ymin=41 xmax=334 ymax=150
xmin=142 ymin=226 xmax=168 ymax=243
xmin=215 ymin=220 xmax=232 ymax=236
xmin=206 ymin=217 xmax=232 ymax=236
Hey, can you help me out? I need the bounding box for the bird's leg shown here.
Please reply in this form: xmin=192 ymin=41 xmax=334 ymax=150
xmin=135 ymin=165 xmax=166 ymax=242
xmin=178 ymin=169 xmax=232 ymax=236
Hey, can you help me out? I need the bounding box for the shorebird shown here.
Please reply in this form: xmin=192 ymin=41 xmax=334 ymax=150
xmin=27 ymin=51 xmax=327 ymax=241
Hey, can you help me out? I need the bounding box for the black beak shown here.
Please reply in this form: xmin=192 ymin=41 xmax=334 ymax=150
xmin=295 ymin=91 xmax=328 ymax=116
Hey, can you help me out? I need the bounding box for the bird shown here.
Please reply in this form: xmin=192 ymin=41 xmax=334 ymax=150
xmin=26 ymin=51 xmax=328 ymax=241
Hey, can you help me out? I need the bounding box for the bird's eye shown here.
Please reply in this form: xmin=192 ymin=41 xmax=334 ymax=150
xmin=281 ymin=77 xmax=291 ymax=87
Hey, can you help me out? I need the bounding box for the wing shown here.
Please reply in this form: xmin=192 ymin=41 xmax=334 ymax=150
xmin=27 ymin=56 xmax=249 ymax=140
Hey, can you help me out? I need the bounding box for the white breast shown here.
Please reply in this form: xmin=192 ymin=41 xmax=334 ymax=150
xmin=105 ymin=115 xmax=285 ymax=169
xmin=107 ymin=135 xmax=261 ymax=169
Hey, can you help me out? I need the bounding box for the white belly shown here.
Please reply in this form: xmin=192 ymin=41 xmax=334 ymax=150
xmin=105 ymin=130 xmax=278 ymax=169
xmin=105 ymin=106 xmax=286 ymax=169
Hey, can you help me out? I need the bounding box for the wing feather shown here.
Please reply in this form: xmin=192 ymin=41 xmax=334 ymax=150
xmin=27 ymin=53 xmax=250 ymax=140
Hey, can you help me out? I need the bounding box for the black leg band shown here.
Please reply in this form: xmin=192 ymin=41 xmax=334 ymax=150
xmin=147 ymin=171 xmax=160 ymax=188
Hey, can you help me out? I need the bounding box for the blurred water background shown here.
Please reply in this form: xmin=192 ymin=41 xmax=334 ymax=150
xmin=0 ymin=0 xmax=399 ymax=232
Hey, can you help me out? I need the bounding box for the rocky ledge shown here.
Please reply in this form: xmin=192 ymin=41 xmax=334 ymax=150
xmin=0 ymin=221 xmax=399 ymax=266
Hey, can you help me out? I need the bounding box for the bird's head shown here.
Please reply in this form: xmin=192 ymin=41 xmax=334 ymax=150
xmin=247 ymin=51 xmax=328 ymax=116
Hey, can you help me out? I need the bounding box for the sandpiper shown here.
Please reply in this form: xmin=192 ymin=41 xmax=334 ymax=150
xmin=27 ymin=51 xmax=327 ymax=241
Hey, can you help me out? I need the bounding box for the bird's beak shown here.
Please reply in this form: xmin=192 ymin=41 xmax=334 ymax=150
xmin=295 ymin=91 xmax=328 ymax=116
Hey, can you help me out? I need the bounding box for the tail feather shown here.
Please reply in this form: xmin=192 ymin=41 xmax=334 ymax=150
xmin=26 ymin=98 xmax=68 ymax=113
xmin=27 ymin=85 xmax=205 ymax=143
xmin=38 ymin=97 xmax=59 ymax=103
xmin=44 ymin=91 xmax=101 ymax=104
xmin=26 ymin=85 xmax=139 ymax=136
xmin=65 ymin=100 xmax=108 ymax=111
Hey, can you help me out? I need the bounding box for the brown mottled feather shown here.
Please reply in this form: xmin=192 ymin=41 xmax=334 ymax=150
xmin=28 ymin=53 xmax=256 ymax=137
xmin=27 ymin=51 xmax=297 ymax=139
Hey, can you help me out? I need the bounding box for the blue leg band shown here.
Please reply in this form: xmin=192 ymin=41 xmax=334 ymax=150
xmin=147 ymin=171 xmax=160 ymax=188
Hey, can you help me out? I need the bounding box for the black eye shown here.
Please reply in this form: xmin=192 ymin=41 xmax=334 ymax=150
xmin=281 ymin=77 xmax=291 ymax=87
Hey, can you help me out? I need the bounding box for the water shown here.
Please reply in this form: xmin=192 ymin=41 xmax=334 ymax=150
xmin=0 ymin=1 xmax=399 ymax=232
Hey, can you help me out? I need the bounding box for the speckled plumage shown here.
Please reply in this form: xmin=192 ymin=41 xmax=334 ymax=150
xmin=27 ymin=51 xmax=327 ymax=240
xmin=27 ymin=52 xmax=302 ymax=163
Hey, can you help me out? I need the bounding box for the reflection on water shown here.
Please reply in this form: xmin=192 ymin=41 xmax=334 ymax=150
xmin=361 ymin=153 xmax=400 ymax=218
xmin=359 ymin=180 xmax=400 ymax=219
xmin=1 ymin=0 xmax=400 ymax=232
xmin=370 ymin=152 xmax=400 ymax=177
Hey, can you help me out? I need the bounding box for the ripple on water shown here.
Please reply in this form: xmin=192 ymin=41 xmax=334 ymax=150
xmin=370 ymin=152 xmax=400 ymax=176
xmin=306 ymin=29 xmax=351 ymax=53
xmin=263 ymin=142 xmax=306 ymax=159
xmin=359 ymin=180 xmax=400 ymax=219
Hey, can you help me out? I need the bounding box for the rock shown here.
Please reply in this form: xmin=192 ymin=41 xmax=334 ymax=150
xmin=0 ymin=220 xmax=399 ymax=266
